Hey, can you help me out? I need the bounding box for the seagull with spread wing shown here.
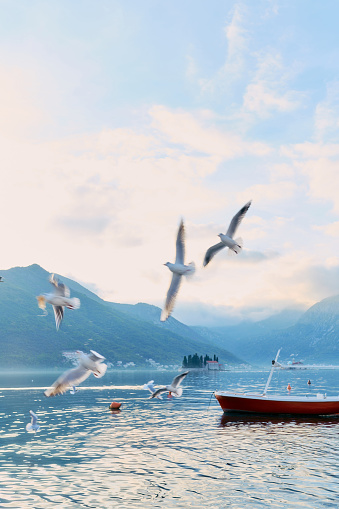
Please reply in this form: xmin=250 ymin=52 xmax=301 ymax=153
xmin=142 ymin=380 xmax=163 ymax=399
xmin=26 ymin=410 xmax=40 ymax=433
xmin=203 ymin=201 xmax=252 ymax=267
xmin=150 ymin=371 xmax=189 ymax=399
xmin=44 ymin=350 xmax=107 ymax=397
xmin=161 ymin=220 xmax=195 ymax=322
xmin=36 ymin=273 xmax=80 ymax=330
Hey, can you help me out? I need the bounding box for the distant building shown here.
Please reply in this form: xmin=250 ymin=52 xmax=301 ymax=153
xmin=206 ymin=361 xmax=219 ymax=370
xmin=206 ymin=361 xmax=226 ymax=371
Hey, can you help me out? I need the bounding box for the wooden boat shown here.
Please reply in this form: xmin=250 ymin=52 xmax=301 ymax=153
xmin=215 ymin=349 xmax=339 ymax=416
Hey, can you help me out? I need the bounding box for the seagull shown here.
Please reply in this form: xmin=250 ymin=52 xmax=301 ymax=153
xmin=203 ymin=201 xmax=252 ymax=267
xmin=161 ymin=220 xmax=195 ymax=322
xmin=150 ymin=371 xmax=189 ymax=399
xmin=142 ymin=380 xmax=163 ymax=399
xmin=69 ymin=385 xmax=78 ymax=394
xmin=44 ymin=350 xmax=107 ymax=397
xmin=26 ymin=410 xmax=40 ymax=433
xmin=36 ymin=273 xmax=81 ymax=330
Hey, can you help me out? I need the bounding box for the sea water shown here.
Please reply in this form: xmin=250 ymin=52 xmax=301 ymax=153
xmin=0 ymin=368 xmax=338 ymax=508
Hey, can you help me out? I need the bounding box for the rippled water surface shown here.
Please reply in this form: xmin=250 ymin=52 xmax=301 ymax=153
xmin=0 ymin=368 xmax=338 ymax=508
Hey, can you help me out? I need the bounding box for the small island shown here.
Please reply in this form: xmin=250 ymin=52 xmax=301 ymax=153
xmin=182 ymin=353 xmax=225 ymax=370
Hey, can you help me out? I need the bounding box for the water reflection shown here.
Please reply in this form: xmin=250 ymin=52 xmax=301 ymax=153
xmin=219 ymin=412 xmax=339 ymax=428
xmin=0 ymin=368 xmax=338 ymax=508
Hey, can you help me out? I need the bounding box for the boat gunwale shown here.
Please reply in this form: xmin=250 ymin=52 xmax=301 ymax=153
xmin=214 ymin=390 xmax=339 ymax=403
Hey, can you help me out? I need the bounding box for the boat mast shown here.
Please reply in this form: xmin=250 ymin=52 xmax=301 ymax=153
xmin=263 ymin=348 xmax=281 ymax=396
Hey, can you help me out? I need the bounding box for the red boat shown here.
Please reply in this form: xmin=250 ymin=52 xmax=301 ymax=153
xmin=215 ymin=349 xmax=339 ymax=416
xmin=214 ymin=391 xmax=339 ymax=415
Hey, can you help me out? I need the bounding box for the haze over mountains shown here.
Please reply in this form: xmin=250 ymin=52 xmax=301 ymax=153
xmin=1 ymin=264 xmax=339 ymax=368
xmin=0 ymin=264 xmax=241 ymax=368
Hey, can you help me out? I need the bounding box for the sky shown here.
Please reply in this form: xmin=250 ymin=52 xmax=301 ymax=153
xmin=1 ymin=0 xmax=339 ymax=326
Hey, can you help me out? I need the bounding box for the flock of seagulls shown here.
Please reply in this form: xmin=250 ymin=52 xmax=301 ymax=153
xmin=161 ymin=200 xmax=252 ymax=320
xmin=0 ymin=201 xmax=251 ymax=432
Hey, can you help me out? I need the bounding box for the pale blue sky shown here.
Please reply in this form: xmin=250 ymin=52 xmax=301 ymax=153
xmin=1 ymin=1 xmax=339 ymax=325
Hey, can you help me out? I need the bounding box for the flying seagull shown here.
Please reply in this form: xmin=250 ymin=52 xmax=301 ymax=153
xmin=203 ymin=201 xmax=252 ymax=267
xmin=150 ymin=371 xmax=189 ymax=399
xmin=26 ymin=410 xmax=40 ymax=433
xmin=161 ymin=220 xmax=195 ymax=322
xmin=44 ymin=350 xmax=107 ymax=397
xmin=36 ymin=273 xmax=80 ymax=330
xmin=142 ymin=380 xmax=163 ymax=399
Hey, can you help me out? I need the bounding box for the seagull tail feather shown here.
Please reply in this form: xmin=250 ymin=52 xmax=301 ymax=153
xmin=160 ymin=309 xmax=168 ymax=322
xmin=228 ymin=237 xmax=243 ymax=256
xmin=93 ymin=363 xmax=107 ymax=378
xmin=184 ymin=261 xmax=196 ymax=279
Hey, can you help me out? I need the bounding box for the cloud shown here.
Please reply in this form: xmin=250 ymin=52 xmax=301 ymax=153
xmin=227 ymin=249 xmax=280 ymax=264
xmin=313 ymin=221 xmax=339 ymax=237
xmin=237 ymin=180 xmax=297 ymax=204
xmin=298 ymin=158 xmax=339 ymax=214
xmin=171 ymin=301 xmax=244 ymax=327
xmin=242 ymin=52 xmax=304 ymax=117
xmin=0 ymin=66 xmax=46 ymax=139
xmin=4 ymin=103 xmax=270 ymax=309
xmin=56 ymin=215 xmax=111 ymax=236
xmin=150 ymin=105 xmax=271 ymax=158
xmin=0 ymin=113 xmax=336 ymax=326
xmin=281 ymin=142 xmax=339 ymax=160
xmin=224 ymin=3 xmax=248 ymax=71
xmin=198 ymin=3 xmax=249 ymax=95
xmin=243 ymin=81 xmax=300 ymax=116
xmin=270 ymin=163 xmax=295 ymax=180
xmin=261 ymin=0 xmax=279 ymax=18
xmin=314 ymin=81 xmax=339 ymax=141
xmin=296 ymin=263 xmax=339 ymax=302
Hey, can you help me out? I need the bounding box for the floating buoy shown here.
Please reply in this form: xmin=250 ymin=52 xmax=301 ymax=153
xmin=287 ymin=383 xmax=292 ymax=391
xmin=109 ymin=401 xmax=122 ymax=410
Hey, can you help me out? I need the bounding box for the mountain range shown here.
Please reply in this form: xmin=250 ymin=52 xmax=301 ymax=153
xmin=1 ymin=264 xmax=339 ymax=368
xmin=0 ymin=264 xmax=242 ymax=368
xmin=104 ymin=294 xmax=339 ymax=365
xmin=193 ymin=302 xmax=339 ymax=364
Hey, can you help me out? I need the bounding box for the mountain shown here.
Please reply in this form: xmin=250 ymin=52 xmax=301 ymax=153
xmin=108 ymin=302 xmax=206 ymax=344
xmin=193 ymin=299 xmax=339 ymax=365
xmin=192 ymin=309 xmax=304 ymax=362
xmin=0 ymin=264 xmax=242 ymax=368
xmin=271 ymin=295 xmax=339 ymax=363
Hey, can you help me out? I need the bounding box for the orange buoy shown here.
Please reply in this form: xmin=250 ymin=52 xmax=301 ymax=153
xmin=109 ymin=401 xmax=122 ymax=410
xmin=287 ymin=383 xmax=292 ymax=391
